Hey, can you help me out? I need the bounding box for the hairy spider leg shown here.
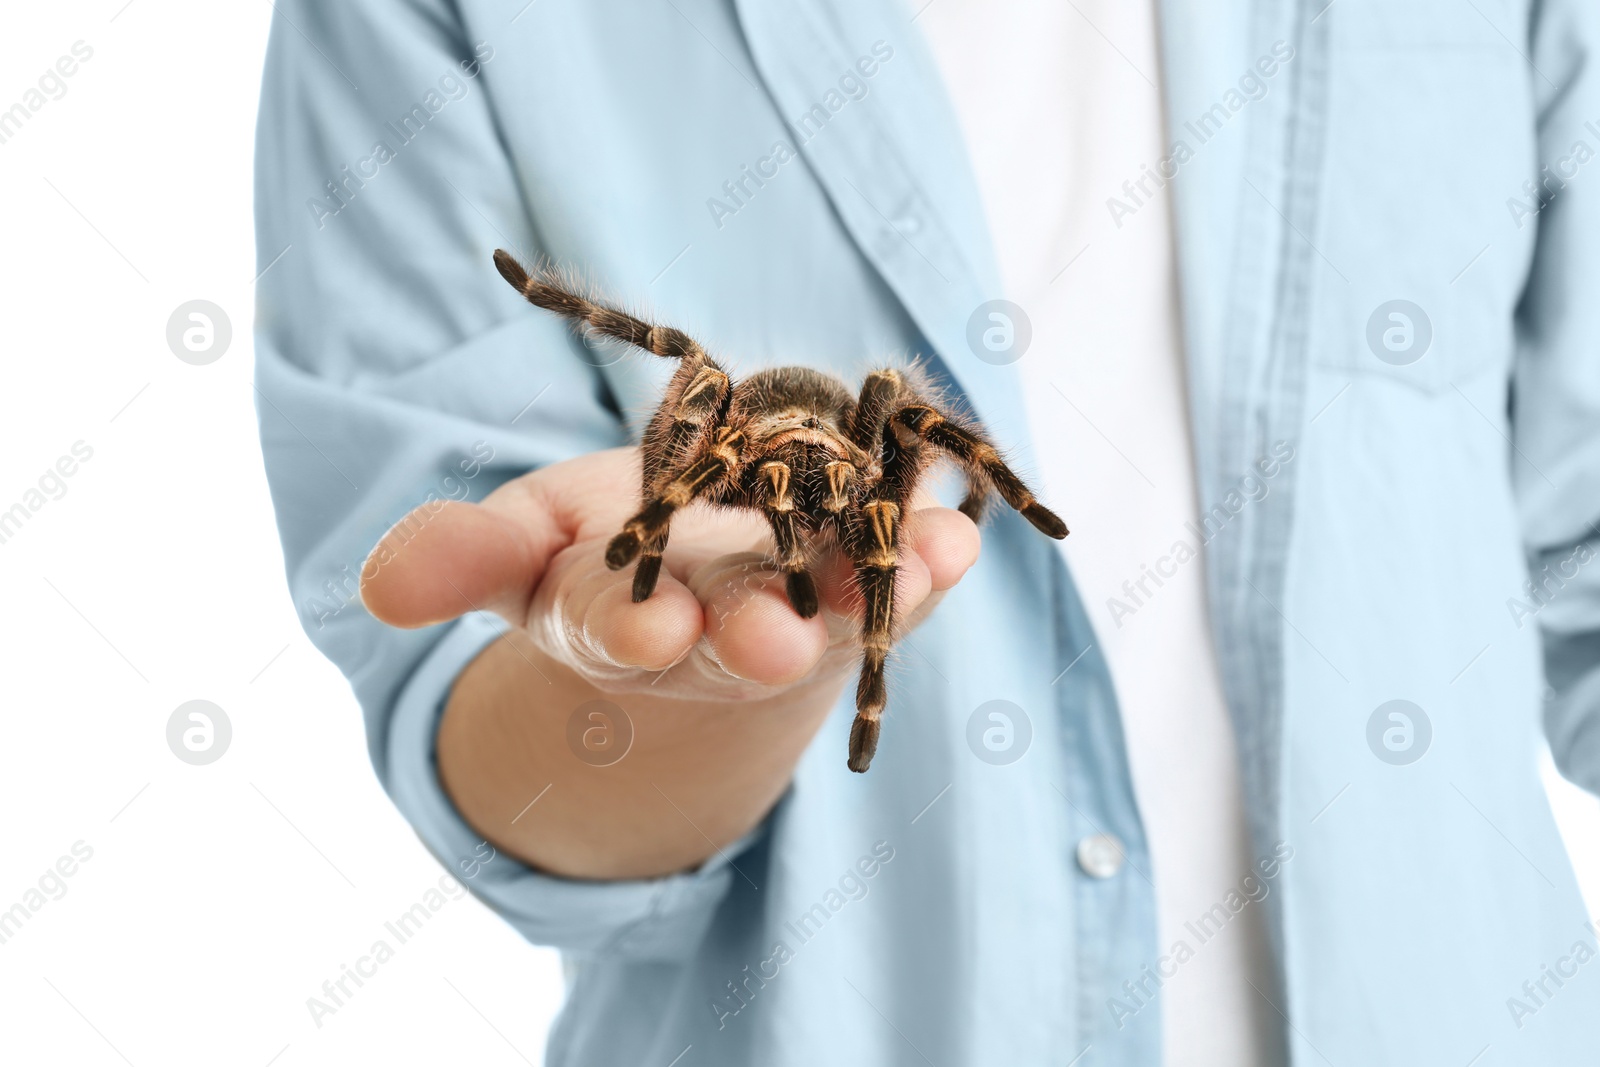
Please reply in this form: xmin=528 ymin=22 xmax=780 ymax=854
xmin=757 ymin=460 xmax=819 ymax=618
xmin=621 ymin=365 xmax=736 ymax=599
xmin=841 ymin=405 xmax=930 ymax=773
xmin=891 ymin=405 xmax=1069 ymax=539
xmin=494 ymin=252 xmax=1072 ymax=772
xmin=655 ymin=364 xmax=730 ymax=477
xmin=851 ymin=368 xmax=994 ymax=524
xmin=495 ymin=249 xmax=749 ymax=601
xmin=848 ymin=368 xmax=908 ymax=452
xmin=494 ymin=246 xmax=732 ymax=473
xmin=843 ymin=495 xmax=905 ymax=772
xmin=494 ymin=249 xmax=707 ymax=362
xmin=822 ymin=461 xmax=856 ymax=513
xmin=606 ymin=427 xmax=747 ymax=600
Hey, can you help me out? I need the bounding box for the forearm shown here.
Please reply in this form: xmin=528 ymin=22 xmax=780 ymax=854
xmin=437 ymin=629 xmax=845 ymax=881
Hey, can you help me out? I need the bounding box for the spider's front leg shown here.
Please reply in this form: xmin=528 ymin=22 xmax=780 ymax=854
xmin=758 ymin=461 xmax=820 ymax=618
xmin=843 ymin=490 xmax=902 ymax=773
xmin=617 ymin=365 xmax=732 ymax=601
xmin=608 ymin=425 xmax=746 ymax=601
xmin=648 ymin=357 xmax=730 ymax=482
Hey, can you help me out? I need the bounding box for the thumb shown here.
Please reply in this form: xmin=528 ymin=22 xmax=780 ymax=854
xmin=359 ymin=498 xmax=546 ymax=629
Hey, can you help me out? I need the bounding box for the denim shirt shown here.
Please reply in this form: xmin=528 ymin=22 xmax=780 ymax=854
xmin=255 ymin=0 xmax=1600 ymax=1063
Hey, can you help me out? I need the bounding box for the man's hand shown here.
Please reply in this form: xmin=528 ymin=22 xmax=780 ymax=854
xmin=361 ymin=447 xmax=980 ymax=880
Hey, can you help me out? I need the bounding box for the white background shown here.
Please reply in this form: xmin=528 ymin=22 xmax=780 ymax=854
xmin=0 ymin=4 xmax=1596 ymax=1066
xmin=0 ymin=4 xmax=564 ymax=1065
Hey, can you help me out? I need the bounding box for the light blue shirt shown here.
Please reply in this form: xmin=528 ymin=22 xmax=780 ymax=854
xmin=254 ymin=1 xmax=1600 ymax=1063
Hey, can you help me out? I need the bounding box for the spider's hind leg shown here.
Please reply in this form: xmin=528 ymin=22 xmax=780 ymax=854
xmin=849 ymin=368 xmax=910 ymax=452
xmin=892 ymin=405 xmax=1067 ymax=539
xmin=956 ymin=477 xmax=992 ymax=525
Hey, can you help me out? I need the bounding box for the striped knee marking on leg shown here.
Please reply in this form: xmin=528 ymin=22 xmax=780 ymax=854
xmin=676 ymin=367 xmax=728 ymax=421
xmin=613 ymin=435 xmax=744 ymax=569
xmin=824 ymin=462 xmax=855 ymax=511
xmin=710 ymin=428 xmax=745 ymax=462
xmin=862 ymin=500 xmax=900 ymax=569
xmin=890 ymin=405 xmax=941 ymax=448
xmin=663 ymin=440 xmax=741 ymax=505
xmin=759 ymin=461 xmax=794 ymax=511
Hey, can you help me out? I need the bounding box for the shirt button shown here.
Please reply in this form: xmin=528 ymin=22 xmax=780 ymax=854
xmin=891 ymin=214 xmax=922 ymax=234
xmin=1076 ymin=834 xmax=1125 ymax=879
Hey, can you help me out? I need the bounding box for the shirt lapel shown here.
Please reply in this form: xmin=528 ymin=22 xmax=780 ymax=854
xmin=730 ymin=0 xmax=1028 ymax=439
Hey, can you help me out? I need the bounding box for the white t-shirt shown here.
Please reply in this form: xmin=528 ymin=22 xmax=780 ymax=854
xmin=920 ymin=4 xmax=1276 ymax=1064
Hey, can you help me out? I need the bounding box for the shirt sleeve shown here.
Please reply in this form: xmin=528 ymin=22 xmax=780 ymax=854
xmin=253 ymin=0 xmax=756 ymax=956
xmin=1517 ymin=0 xmax=1600 ymax=797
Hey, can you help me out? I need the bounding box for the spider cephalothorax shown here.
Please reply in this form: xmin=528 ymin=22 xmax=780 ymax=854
xmin=494 ymin=249 xmax=1067 ymax=772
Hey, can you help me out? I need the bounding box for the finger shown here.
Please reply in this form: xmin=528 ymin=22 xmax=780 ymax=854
xmin=360 ymin=499 xmax=548 ymax=629
xmin=815 ymin=505 xmax=975 ymax=620
xmin=816 ymin=541 xmax=933 ymax=621
xmin=689 ymin=554 xmax=831 ymax=685
xmin=909 ymin=506 xmax=981 ymax=591
xmin=541 ymin=542 xmax=704 ymax=672
xmin=360 ymin=449 xmax=636 ymax=631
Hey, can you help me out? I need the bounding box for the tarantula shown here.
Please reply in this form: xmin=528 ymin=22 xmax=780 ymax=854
xmin=493 ymin=249 xmax=1067 ymax=772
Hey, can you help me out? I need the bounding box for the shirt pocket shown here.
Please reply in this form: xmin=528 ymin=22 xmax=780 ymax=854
xmin=1309 ymin=8 xmax=1536 ymax=393
xmin=1308 ymin=263 xmax=1517 ymax=394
